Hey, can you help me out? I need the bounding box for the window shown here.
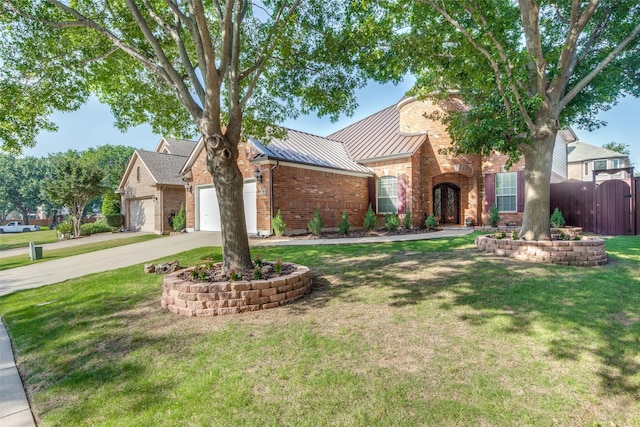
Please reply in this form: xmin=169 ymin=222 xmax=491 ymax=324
xmin=593 ymin=159 xmax=607 ymax=170
xmin=495 ymin=172 xmax=517 ymax=212
xmin=612 ymin=159 xmax=620 ymax=169
xmin=136 ymin=166 xmax=141 ymax=182
xmin=377 ymin=176 xmax=398 ymax=214
xmin=584 ymin=162 xmax=589 ymax=176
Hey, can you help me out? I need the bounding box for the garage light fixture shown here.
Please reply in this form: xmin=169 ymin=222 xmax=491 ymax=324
xmin=253 ymin=167 xmax=263 ymax=183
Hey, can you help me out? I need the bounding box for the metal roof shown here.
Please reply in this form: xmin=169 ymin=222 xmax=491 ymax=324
xmin=249 ymin=129 xmax=373 ymax=174
xmin=328 ymin=104 xmax=425 ymax=162
xmin=567 ymin=141 xmax=628 ymax=162
xmin=136 ymin=150 xmax=189 ymax=185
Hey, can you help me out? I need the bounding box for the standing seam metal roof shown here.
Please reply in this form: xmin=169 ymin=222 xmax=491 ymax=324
xmin=328 ymin=104 xmax=425 ymax=161
xmin=249 ymin=129 xmax=372 ymax=174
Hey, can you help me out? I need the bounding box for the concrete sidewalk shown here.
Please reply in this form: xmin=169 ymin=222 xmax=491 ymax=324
xmin=0 ymin=227 xmax=473 ymax=426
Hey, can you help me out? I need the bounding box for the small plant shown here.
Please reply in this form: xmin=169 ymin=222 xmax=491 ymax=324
xmin=173 ymin=202 xmax=186 ymax=231
xmin=254 ymin=253 xmax=263 ymax=267
xmin=338 ymin=211 xmax=350 ymax=235
xmin=403 ymin=208 xmax=412 ymax=229
xmin=253 ymin=265 xmax=263 ymax=280
xmin=385 ymin=213 xmax=400 ymax=231
xmin=363 ymin=203 xmax=377 ymax=232
xmin=511 ymin=230 xmax=519 ymax=240
xmin=204 ymin=258 xmax=214 ymax=269
xmin=56 ymin=218 xmax=73 ymax=239
xmin=489 ymin=205 xmax=500 ymax=227
xmin=307 ymin=207 xmax=324 ymax=235
xmin=425 ymin=214 xmax=439 ymax=230
xmin=272 ymin=209 xmax=286 ymax=236
xmin=494 ymin=231 xmax=507 ymax=239
xmin=228 ymin=269 xmax=241 ymax=281
xmin=190 ymin=265 xmax=209 ymax=281
xmin=550 ymin=207 xmax=566 ymax=228
xmin=274 ymin=258 xmax=283 ymax=274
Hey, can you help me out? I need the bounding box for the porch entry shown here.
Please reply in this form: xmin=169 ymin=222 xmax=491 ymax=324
xmin=433 ymin=183 xmax=460 ymax=224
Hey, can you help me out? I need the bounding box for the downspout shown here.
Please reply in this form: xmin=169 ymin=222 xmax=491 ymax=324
xmin=269 ymin=160 xmax=279 ymax=234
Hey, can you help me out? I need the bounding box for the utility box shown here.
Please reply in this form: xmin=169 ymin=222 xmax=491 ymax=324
xmin=29 ymin=242 xmax=43 ymax=261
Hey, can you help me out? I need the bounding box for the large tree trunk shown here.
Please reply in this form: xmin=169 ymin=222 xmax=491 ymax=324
xmin=519 ymin=127 xmax=556 ymax=241
xmin=204 ymin=132 xmax=253 ymax=274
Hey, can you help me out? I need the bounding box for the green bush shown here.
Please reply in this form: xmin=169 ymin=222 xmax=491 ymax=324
xmin=307 ymin=207 xmax=324 ymax=235
xmin=272 ymin=209 xmax=286 ymax=236
xmin=385 ymin=213 xmax=400 ymax=231
xmin=338 ymin=211 xmax=350 ymax=235
xmin=403 ymin=208 xmax=412 ymax=229
xmin=550 ymin=207 xmax=566 ymax=228
xmin=425 ymin=214 xmax=439 ymax=230
xmin=363 ymin=204 xmax=377 ymax=232
xmin=101 ymin=192 xmax=121 ymax=216
xmin=105 ymin=214 xmax=124 ymax=227
xmin=81 ymin=219 xmax=114 ymax=236
xmin=56 ymin=218 xmax=73 ymax=239
xmin=488 ymin=205 xmax=500 ymax=227
xmin=173 ymin=203 xmax=186 ymax=231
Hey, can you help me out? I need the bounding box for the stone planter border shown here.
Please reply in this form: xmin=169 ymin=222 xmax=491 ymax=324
xmin=161 ymin=263 xmax=311 ymax=317
xmin=475 ymin=235 xmax=607 ymax=266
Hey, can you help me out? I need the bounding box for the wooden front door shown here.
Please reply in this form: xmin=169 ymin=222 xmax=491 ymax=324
xmin=433 ymin=183 xmax=460 ymax=224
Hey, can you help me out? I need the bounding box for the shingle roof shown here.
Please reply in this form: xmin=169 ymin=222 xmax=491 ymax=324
xmin=328 ymin=104 xmax=425 ymax=162
xmin=159 ymin=137 xmax=197 ymax=157
xmin=137 ymin=150 xmax=189 ymax=185
xmin=249 ymin=129 xmax=373 ymax=174
xmin=567 ymin=141 xmax=627 ymax=162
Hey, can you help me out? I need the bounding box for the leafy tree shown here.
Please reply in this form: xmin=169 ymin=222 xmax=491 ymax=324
xmin=2 ymin=1 xmax=367 ymax=272
xmin=84 ymin=145 xmax=135 ymax=191
xmin=0 ymin=153 xmax=49 ymax=223
xmin=602 ymin=142 xmax=631 ymax=156
xmin=44 ymin=151 xmax=107 ymax=237
xmin=364 ymin=0 xmax=640 ymax=240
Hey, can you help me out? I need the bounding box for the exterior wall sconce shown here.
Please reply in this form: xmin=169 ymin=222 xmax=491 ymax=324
xmin=184 ymin=181 xmax=192 ymax=192
xmin=454 ymin=164 xmax=461 ymax=172
xmin=253 ymin=167 xmax=263 ymax=183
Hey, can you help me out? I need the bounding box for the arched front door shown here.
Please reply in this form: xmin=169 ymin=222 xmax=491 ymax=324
xmin=433 ymin=183 xmax=460 ymax=224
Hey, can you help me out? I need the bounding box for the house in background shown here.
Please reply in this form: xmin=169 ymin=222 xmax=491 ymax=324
xmin=566 ymin=140 xmax=633 ymax=182
xmin=117 ymin=137 xmax=196 ymax=234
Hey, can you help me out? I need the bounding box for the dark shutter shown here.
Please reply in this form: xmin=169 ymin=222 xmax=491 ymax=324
xmin=517 ymin=171 xmax=525 ymax=212
xmin=484 ymin=174 xmax=495 ymax=213
xmin=398 ymin=174 xmax=407 ymax=214
xmin=368 ymin=176 xmax=377 ymax=212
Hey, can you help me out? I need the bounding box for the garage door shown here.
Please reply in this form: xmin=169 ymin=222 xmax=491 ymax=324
xmin=198 ymin=181 xmax=257 ymax=233
xmin=129 ymin=199 xmax=155 ymax=232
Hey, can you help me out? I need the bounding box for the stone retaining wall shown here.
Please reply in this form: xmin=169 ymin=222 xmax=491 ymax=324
xmin=161 ymin=264 xmax=312 ymax=317
xmin=475 ymin=235 xmax=607 ymax=266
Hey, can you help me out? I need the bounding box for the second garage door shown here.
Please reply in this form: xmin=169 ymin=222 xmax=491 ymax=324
xmin=197 ymin=182 xmax=257 ymax=234
xmin=129 ymin=199 xmax=155 ymax=232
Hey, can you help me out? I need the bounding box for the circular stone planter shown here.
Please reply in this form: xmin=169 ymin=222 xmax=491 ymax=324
xmin=475 ymin=235 xmax=607 ymax=266
xmin=161 ymin=263 xmax=311 ymax=317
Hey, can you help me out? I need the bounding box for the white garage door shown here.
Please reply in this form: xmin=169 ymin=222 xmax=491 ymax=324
xmin=129 ymin=199 xmax=155 ymax=232
xmin=198 ymin=181 xmax=257 ymax=234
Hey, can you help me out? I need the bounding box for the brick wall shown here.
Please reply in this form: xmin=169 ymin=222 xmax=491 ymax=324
xmin=481 ymin=152 xmax=526 ymax=226
xmin=120 ymin=154 xmax=161 ymax=232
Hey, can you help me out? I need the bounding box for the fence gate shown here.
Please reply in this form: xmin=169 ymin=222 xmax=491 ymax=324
xmin=596 ymin=180 xmax=632 ymax=235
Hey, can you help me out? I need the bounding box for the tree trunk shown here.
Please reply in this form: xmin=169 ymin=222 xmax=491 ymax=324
xmin=519 ymin=129 xmax=556 ymax=241
xmin=204 ymin=132 xmax=253 ymax=274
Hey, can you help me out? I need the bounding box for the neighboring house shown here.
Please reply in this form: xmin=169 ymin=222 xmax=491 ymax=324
xmin=117 ymin=137 xmax=196 ymax=234
xmin=481 ymin=128 xmax=576 ymax=225
xmin=566 ymin=140 xmax=632 ymax=182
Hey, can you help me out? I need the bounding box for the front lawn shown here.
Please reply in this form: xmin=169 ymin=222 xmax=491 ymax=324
xmin=0 ymin=228 xmax=59 ymax=250
xmin=1 ymin=234 xmax=639 ymax=426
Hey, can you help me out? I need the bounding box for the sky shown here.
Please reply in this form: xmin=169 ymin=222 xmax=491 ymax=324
xmin=23 ymin=81 xmax=640 ymax=169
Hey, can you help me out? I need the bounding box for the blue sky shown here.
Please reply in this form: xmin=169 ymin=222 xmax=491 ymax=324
xmin=24 ymin=81 xmax=640 ymax=169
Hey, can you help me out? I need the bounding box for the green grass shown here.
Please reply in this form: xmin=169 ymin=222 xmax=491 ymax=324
xmin=1 ymin=234 xmax=639 ymax=426
xmin=0 ymin=229 xmax=59 ymax=250
xmin=0 ymin=234 xmax=163 ymax=270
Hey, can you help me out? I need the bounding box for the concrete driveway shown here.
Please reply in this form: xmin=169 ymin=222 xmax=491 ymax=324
xmin=0 ymin=232 xmax=222 ymax=297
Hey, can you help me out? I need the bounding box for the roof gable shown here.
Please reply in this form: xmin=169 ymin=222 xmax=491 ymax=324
xmin=155 ymin=136 xmax=197 ymax=157
xmin=567 ymin=141 xmax=629 ymax=162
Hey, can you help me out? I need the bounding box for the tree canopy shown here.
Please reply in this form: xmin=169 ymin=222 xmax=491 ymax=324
xmin=0 ymin=153 xmax=49 ymax=223
xmin=602 ymin=142 xmax=631 ymax=156
xmin=361 ymin=0 xmax=640 ymax=239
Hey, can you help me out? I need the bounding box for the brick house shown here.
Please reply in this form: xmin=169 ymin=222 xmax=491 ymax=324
xmin=117 ymin=137 xmax=196 ymax=234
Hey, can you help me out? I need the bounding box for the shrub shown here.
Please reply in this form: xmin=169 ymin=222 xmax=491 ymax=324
xmin=385 ymin=213 xmax=400 ymax=231
xmin=105 ymin=214 xmax=124 ymax=228
xmin=274 ymin=258 xmax=283 ymax=274
xmin=272 ymin=209 xmax=286 ymax=236
xmin=363 ymin=203 xmax=377 ymax=232
xmin=425 ymin=214 xmax=439 ymax=230
xmin=338 ymin=211 xmax=350 ymax=235
xmin=550 ymin=207 xmax=566 ymax=228
xmin=307 ymin=207 xmax=324 ymax=235
xmin=101 ymin=192 xmax=120 ymax=216
xmin=488 ymin=205 xmax=500 ymax=227
xmin=228 ymin=269 xmax=241 ymax=281
xmin=56 ymin=218 xmax=73 ymax=239
xmin=403 ymin=208 xmax=412 ymax=229
xmin=80 ymin=219 xmax=114 ymax=236
xmin=254 ymin=253 xmax=263 ymax=267
xmin=173 ymin=203 xmax=186 ymax=231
